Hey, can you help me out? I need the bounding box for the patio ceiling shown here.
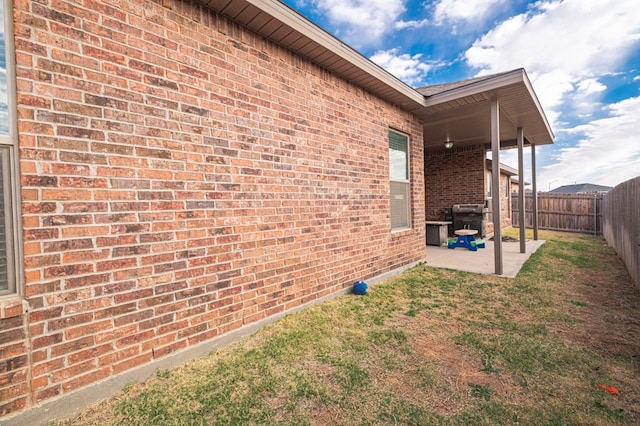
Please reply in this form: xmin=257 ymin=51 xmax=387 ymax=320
xmin=199 ymin=1 xmax=554 ymax=153
xmin=417 ymin=70 xmax=555 ymax=152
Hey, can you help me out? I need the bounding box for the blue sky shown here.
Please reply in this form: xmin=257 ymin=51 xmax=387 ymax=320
xmin=282 ymin=0 xmax=640 ymax=191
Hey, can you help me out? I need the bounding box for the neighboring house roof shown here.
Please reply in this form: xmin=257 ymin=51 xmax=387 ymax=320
xmin=549 ymin=184 xmax=613 ymax=194
xmin=510 ymin=177 xmax=530 ymax=186
xmin=486 ymin=159 xmax=518 ymax=176
xmin=486 ymin=160 xmax=532 ymax=187
xmin=203 ymin=0 xmax=554 ymax=151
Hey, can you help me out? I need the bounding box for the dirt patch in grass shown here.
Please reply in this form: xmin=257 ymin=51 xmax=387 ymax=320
xmin=408 ymin=319 xmax=523 ymax=416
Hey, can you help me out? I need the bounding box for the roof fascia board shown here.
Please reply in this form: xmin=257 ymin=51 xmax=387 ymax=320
xmin=424 ymin=69 xmax=525 ymax=107
xmin=247 ymin=0 xmax=426 ymax=108
xmin=520 ymin=70 xmax=555 ymax=141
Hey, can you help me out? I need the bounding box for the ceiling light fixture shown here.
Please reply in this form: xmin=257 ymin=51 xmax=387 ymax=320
xmin=444 ymin=140 xmax=454 ymax=149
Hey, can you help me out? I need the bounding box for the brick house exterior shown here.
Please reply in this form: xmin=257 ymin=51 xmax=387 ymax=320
xmin=424 ymin=150 xmax=516 ymax=233
xmin=424 ymin=145 xmax=486 ymax=221
xmin=0 ymin=0 xmax=554 ymax=421
xmin=1 ymin=0 xmax=429 ymax=419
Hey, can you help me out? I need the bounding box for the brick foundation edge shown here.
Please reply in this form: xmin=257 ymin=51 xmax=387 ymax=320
xmin=2 ymin=259 xmax=424 ymax=426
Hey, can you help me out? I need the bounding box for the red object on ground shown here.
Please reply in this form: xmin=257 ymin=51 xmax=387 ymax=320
xmin=598 ymin=384 xmax=619 ymax=395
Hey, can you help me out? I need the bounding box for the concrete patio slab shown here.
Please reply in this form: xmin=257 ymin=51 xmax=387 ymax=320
xmin=425 ymin=238 xmax=546 ymax=278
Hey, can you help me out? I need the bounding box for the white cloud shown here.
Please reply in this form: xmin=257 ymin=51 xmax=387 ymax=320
xmin=395 ymin=19 xmax=430 ymax=30
xmin=467 ymin=0 xmax=640 ymax=75
xmin=539 ymin=96 xmax=640 ymax=187
xmin=370 ymin=49 xmax=436 ymax=86
xmin=572 ymin=78 xmax=607 ymax=117
xmin=310 ymin=0 xmax=406 ymax=46
xmin=433 ymin=0 xmax=507 ymax=24
xmin=464 ymin=0 xmax=640 ymax=129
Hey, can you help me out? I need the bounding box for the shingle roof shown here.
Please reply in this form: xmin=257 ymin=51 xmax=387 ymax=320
xmin=549 ymin=183 xmax=613 ymax=194
xmin=416 ymin=70 xmax=518 ymax=97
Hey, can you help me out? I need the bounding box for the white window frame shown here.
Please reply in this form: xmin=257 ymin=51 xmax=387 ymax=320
xmin=0 ymin=0 xmax=23 ymax=297
xmin=389 ymin=129 xmax=411 ymax=231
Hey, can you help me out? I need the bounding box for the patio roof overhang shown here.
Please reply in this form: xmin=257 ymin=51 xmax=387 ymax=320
xmin=418 ymin=69 xmax=555 ymax=152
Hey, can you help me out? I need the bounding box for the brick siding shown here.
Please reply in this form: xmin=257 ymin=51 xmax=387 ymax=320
xmin=1 ymin=0 xmax=425 ymax=417
xmin=0 ymin=300 xmax=29 ymax=416
xmin=425 ymin=146 xmax=514 ymax=232
xmin=425 ymin=145 xmax=486 ymax=221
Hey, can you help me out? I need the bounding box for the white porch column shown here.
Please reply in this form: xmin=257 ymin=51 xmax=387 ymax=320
xmin=491 ymin=98 xmax=503 ymax=275
xmin=517 ymin=127 xmax=526 ymax=253
xmin=531 ymin=142 xmax=539 ymax=240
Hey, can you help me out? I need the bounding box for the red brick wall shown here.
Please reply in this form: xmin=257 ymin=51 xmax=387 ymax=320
xmin=2 ymin=0 xmax=425 ymax=417
xmin=425 ymin=146 xmax=514 ymax=233
xmin=424 ymin=145 xmax=486 ymax=221
xmin=0 ymin=301 xmax=29 ymax=415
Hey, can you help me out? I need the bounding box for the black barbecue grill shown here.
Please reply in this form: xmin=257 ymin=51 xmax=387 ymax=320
xmin=452 ymin=204 xmax=487 ymax=237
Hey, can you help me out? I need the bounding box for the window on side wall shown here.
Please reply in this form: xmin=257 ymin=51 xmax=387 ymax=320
xmin=0 ymin=0 xmax=20 ymax=297
xmin=389 ymin=129 xmax=410 ymax=230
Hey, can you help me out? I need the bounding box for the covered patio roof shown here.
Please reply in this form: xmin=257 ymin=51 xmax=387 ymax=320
xmin=417 ymin=69 xmax=554 ymax=152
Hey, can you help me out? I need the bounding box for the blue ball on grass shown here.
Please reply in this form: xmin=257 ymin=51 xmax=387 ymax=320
xmin=352 ymin=281 xmax=368 ymax=295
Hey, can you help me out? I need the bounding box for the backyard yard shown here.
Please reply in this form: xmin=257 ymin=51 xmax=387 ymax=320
xmin=57 ymin=230 xmax=639 ymax=425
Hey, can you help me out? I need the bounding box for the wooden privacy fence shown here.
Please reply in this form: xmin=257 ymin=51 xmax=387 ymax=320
xmin=512 ymin=192 xmax=604 ymax=234
xmin=602 ymin=177 xmax=640 ymax=288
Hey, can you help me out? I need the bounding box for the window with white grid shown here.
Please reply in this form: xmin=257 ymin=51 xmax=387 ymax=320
xmin=389 ymin=130 xmax=411 ymax=230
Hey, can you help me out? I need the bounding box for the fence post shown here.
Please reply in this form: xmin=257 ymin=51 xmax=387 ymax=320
xmin=593 ymin=194 xmax=597 ymax=235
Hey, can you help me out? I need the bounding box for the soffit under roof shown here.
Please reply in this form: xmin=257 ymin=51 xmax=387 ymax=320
xmin=197 ymin=0 xmax=554 ymax=151
xmin=417 ymin=69 xmax=555 ymax=151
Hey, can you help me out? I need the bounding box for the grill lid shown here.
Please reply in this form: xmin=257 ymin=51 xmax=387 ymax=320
xmin=452 ymin=204 xmax=485 ymax=214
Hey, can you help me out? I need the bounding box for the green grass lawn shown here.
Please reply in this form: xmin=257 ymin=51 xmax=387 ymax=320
xmin=58 ymin=230 xmax=640 ymax=425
